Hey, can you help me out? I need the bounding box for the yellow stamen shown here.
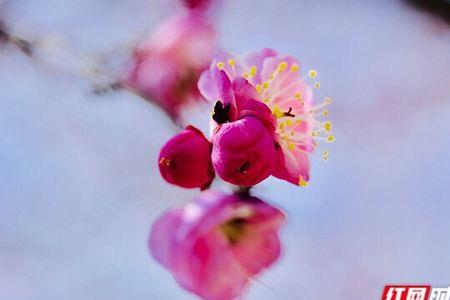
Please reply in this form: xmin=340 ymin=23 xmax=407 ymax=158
xmin=299 ymin=176 xmax=309 ymax=187
xmin=290 ymin=65 xmax=299 ymax=72
xmin=327 ymin=135 xmax=335 ymax=143
xmin=312 ymin=130 xmax=321 ymax=137
xmin=217 ymin=62 xmax=225 ymax=69
xmin=250 ymin=66 xmax=257 ymax=77
xmin=272 ymin=105 xmax=284 ymax=118
xmin=278 ymin=61 xmax=288 ymax=73
xmin=308 ymin=69 xmax=318 ymax=78
xmin=314 ymin=81 xmax=321 ymax=89
xmin=228 ymin=59 xmax=235 ymax=66
xmin=323 ymin=121 xmax=332 ymax=133
xmin=322 ymin=150 xmax=329 ymax=161
xmin=263 ymin=82 xmax=270 ymax=89
xmin=288 ymin=142 xmax=295 ymax=151
xmin=322 ymin=109 xmax=329 ymax=117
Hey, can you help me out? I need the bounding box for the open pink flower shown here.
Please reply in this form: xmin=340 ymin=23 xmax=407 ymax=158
xmin=128 ymin=13 xmax=217 ymax=118
xmin=149 ymin=190 xmax=285 ymax=300
xmin=158 ymin=126 xmax=215 ymax=189
xmin=199 ymin=49 xmax=334 ymax=187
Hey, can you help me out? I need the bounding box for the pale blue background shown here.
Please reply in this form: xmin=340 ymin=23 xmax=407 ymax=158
xmin=1 ymin=0 xmax=450 ymax=299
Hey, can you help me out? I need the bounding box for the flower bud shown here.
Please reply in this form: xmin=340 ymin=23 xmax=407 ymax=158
xmin=158 ymin=126 xmax=214 ymax=189
xmin=212 ymin=117 xmax=277 ymax=186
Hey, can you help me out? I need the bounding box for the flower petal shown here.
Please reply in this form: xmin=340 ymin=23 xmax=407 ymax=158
xmin=272 ymin=145 xmax=310 ymax=185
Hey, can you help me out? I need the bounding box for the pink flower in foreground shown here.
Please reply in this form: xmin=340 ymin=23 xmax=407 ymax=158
xmin=159 ymin=126 xmax=214 ymax=189
xmin=149 ymin=190 xmax=285 ymax=300
xmin=128 ymin=13 xmax=217 ymax=118
xmin=199 ymin=49 xmax=334 ymax=187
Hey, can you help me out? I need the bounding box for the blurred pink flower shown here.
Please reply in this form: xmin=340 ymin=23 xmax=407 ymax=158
xmin=158 ymin=126 xmax=215 ymax=189
xmin=199 ymin=49 xmax=334 ymax=187
xmin=149 ymin=190 xmax=285 ymax=300
xmin=128 ymin=13 xmax=217 ymax=118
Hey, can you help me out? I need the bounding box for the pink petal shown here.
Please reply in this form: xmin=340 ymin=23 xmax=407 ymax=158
xmin=272 ymin=145 xmax=311 ymax=185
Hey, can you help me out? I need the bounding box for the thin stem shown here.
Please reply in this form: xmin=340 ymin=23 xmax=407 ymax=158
xmin=0 ymin=26 xmax=182 ymax=129
xmin=234 ymin=186 xmax=252 ymax=198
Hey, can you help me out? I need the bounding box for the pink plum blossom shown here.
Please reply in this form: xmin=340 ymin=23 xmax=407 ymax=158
xmin=128 ymin=13 xmax=217 ymax=118
xmin=199 ymin=49 xmax=334 ymax=187
xmin=149 ymin=190 xmax=285 ymax=300
xmin=159 ymin=126 xmax=215 ymax=189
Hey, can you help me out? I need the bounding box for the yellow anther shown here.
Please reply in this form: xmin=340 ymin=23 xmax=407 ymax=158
xmin=312 ymin=130 xmax=321 ymax=137
xmin=295 ymin=93 xmax=302 ymax=100
xmin=308 ymin=69 xmax=318 ymax=78
xmin=314 ymin=81 xmax=321 ymax=89
xmin=250 ymin=66 xmax=257 ymax=77
xmin=272 ymin=105 xmax=284 ymax=118
xmin=278 ymin=61 xmax=288 ymax=73
xmin=288 ymin=142 xmax=295 ymax=151
xmin=216 ymin=62 xmax=225 ymax=69
xmin=323 ymin=121 xmax=332 ymax=133
xmin=322 ymin=109 xmax=329 ymax=117
xmin=322 ymin=150 xmax=329 ymax=161
xmin=263 ymin=82 xmax=270 ymax=89
xmin=290 ymin=65 xmax=299 ymax=72
xmin=256 ymin=84 xmax=262 ymax=94
xmin=228 ymin=59 xmax=235 ymax=66
xmin=244 ymin=72 xmax=250 ymax=79
xmin=296 ymin=119 xmax=302 ymax=124
xmin=299 ymin=176 xmax=309 ymax=187
xmin=327 ymin=135 xmax=335 ymax=143
xmin=285 ymin=119 xmax=293 ymax=126
xmin=279 ymin=123 xmax=285 ymax=130
xmin=324 ymin=97 xmax=333 ymax=104
xmin=263 ymin=97 xmax=270 ymax=103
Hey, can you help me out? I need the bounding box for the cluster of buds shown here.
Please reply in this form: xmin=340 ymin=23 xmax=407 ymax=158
xmin=159 ymin=49 xmax=334 ymax=189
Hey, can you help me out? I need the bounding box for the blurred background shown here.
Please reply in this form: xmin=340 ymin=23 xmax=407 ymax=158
xmin=1 ymin=0 xmax=450 ymax=299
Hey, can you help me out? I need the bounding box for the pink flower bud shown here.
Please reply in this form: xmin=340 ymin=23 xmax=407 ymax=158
xmin=212 ymin=117 xmax=277 ymax=187
xmin=158 ymin=126 xmax=214 ymax=189
xmin=149 ymin=190 xmax=285 ymax=300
